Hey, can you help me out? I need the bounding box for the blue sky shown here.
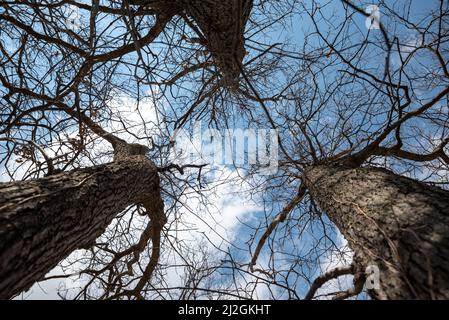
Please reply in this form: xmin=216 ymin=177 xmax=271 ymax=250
xmin=2 ymin=0 xmax=447 ymax=299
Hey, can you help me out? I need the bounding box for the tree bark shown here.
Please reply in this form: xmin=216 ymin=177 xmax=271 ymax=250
xmin=0 ymin=155 xmax=162 ymax=299
xmin=304 ymin=165 xmax=449 ymax=299
xmin=130 ymin=0 xmax=253 ymax=85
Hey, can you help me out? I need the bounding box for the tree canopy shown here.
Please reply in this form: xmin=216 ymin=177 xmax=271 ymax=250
xmin=1 ymin=0 xmax=449 ymax=300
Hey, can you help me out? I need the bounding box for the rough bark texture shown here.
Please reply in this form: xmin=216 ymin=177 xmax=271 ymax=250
xmin=304 ymin=165 xmax=449 ymax=299
xmin=131 ymin=0 xmax=253 ymax=85
xmin=179 ymin=0 xmax=253 ymax=85
xmin=0 ymin=155 xmax=162 ymax=299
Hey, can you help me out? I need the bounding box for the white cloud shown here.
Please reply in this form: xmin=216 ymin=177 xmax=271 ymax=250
xmin=314 ymin=231 xmax=355 ymax=299
xmin=11 ymin=90 xmax=266 ymax=300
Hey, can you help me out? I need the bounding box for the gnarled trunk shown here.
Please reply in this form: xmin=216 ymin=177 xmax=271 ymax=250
xmin=0 ymin=155 xmax=162 ymax=299
xmin=304 ymin=165 xmax=449 ymax=299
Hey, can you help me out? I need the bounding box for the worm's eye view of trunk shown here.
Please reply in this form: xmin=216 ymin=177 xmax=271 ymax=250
xmin=1 ymin=0 xmax=449 ymax=308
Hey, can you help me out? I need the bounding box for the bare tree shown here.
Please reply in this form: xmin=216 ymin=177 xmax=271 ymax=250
xmin=1 ymin=0 xmax=449 ymax=300
xmin=0 ymin=0 xmax=254 ymax=299
xmin=244 ymin=0 xmax=449 ymax=299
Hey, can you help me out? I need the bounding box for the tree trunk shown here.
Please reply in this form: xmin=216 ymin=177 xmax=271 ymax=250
xmin=304 ymin=165 xmax=449 ymax=299
xmin=177 ymin=0 xmax=253 ymax=85
xmin=0 ymin=155 xmax=162 ymax=299
xmin=130 ymin=0 xmax=253 ymax=85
